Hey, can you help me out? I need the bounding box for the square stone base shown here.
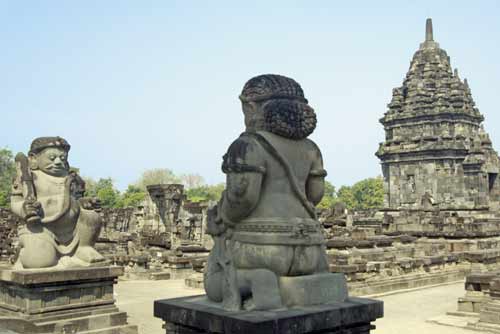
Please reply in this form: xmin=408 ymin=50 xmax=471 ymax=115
xmin=154 ymin=295 xmax=383 ymax=334
xmin=0 ymin=266 xmax=138 ymax=334
xmin=279 ymin=273 xmax=347 ymax=307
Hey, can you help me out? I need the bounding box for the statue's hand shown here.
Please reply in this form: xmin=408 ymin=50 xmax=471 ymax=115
xmin=22 ymin=198 xmax=42 ymax=223
xmin=79 ymin=197 xmax=102 ymax=211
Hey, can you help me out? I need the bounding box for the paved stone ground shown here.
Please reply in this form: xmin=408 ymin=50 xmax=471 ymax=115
xmin=115 ymin=279 xmax=471 ymax=334
xmin=373 ymin=281 xmax=472 ymax=334
xmin=115 ymin=279 xmax=203 ymax=334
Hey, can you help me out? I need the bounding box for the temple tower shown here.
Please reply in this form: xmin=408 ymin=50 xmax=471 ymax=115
xmin=376 ymin=19 xmax=500 ymax=210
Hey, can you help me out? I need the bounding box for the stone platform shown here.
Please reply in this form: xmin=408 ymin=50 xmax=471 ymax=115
xmin=154 ymin=295 xmax=383 ymax=334
xmin=0 ymin=266 xmax=137 ymax=334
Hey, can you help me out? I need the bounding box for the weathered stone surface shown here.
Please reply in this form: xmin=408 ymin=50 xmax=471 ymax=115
xmin=0 ymin=265 xmax=123 ymax=285
xmin=202 ymin=74 xmax=349 ymax=312
xmin=279 ymin=273 xmax=348 ymax=307
xmin=10 ymin=136 xmax=105 ymax=269
xmin=150 ymin=272 xmax=171 ymax=280
xmin=376 ymin=19 xmax=500 ymax=213
xmin=0 ymin=208 xmax=19 ymax=262
xmin=473 ymin=278 xmax=500 ymax=332
xmin=0 ymin=266 xmax=137 ymax=334
xmin=154 ymin=295 xmax=383 ymax=334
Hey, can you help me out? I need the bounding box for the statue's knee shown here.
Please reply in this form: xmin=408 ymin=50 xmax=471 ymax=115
xmin=248 ymin=269 xmax=278 ymax=284
xmin=20 ymin=238 xmax=57 ymax=268
xmin=239 ymin=269 xmax=282 ymax=310
xmin=78 ymin=209 xmax=102 ymax=244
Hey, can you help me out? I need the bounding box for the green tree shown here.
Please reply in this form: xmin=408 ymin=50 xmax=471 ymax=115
xmin=116 ymin=185 xmax=146 ymax=208
xmin=83 ymin=177 xmax=98 ymax=197
xmin=0 ymin=148 xmax=16 ymax=208
xmin=136 ymin=168 xmax=180 ymax=190
xmin=186 ymin=183 xmax=225 ymax=203
xmin=351 ymin=176 xmax=384 ymax=209
xmin=336 ymin=185 xmax=357 ymax=209
xmin=91 ymin=178 xmax=120 ymax=208
xmin=335 ymin=176 xmax=384 ymax=210
xmin=317 ymin=180 xmax=336 ymax=209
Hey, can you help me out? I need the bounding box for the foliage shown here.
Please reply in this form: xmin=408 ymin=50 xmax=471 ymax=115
xmin=84 ymin=177 xmax=120 ymax=208
xmin=350 ymin=176 xmax=384 ymax=209
xmin=83 ymin=177 xmax=98 ymax=197
xmin=316 ymin=177 xmax=384 ymax=210
xmin=336 ymin=185 xmax=357 ymax=209
xmin=136 ymin=168 xmax=180 ymax=190
xmin=0 ymin=148 xmax=16 ymax=208
xmin=186 ymin=183 xmax=225 ymax=203
xmin=116 ymin=185 xmax=146 ymax=208
xmin=317 ymin=181 xmax=336 ymax=210
xmin=336 ymin=177 xmax=384 ymax=210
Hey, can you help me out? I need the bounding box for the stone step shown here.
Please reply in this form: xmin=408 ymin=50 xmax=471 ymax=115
xmin=30 ymin=305 xmax=119 ymax=324
xmin=446 ymin=310 xmax=479 ymax=317
xmin=35 ymin=311 xmax=128 ymax=332
xmin=78 ymin=324 xmax=139 ymax=334
xmin=77 ymin=324 xmax=139 ymax=334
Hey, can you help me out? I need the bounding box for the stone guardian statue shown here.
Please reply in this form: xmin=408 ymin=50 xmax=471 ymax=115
xmin=10 ymin=137 xmax=105 ymax=269
xmin=204 ymin=74 xmax=347 ymax=311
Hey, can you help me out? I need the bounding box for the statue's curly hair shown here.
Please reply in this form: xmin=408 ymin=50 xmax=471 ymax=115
xmin=240 ymin=74 xmax=317 ymax=140
xmin=29 ymin=136 xmax=71 ymax=155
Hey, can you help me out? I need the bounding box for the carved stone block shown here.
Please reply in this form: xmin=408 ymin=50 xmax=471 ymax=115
xmin=0 ymin=266 xmax=138 ymax=334
xmin=154 ymin=295 xmax=383 ymax=334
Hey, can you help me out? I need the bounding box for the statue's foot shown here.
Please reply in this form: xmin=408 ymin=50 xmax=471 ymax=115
xmin=242 ymin=297 xmax=256 ymax=311
xmin=73 ymin=246 xmax=105 ymax=264
xmin=57 ymin=256 xmax=77 ymax=268
xmin=238 ymin=269 xmax=283 ymax=310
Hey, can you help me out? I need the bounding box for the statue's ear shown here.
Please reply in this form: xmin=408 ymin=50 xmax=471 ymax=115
xmin=28 ymin=153 xmax=38 ymax=170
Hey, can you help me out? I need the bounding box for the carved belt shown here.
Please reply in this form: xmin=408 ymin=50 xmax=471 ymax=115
xmin=236 ymin=223 xmax=318 ymax=235
xmin=232 ymin=218 xmax=325 ymax=245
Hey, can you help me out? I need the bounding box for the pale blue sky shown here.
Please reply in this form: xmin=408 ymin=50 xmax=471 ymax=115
xmin=2 ymin=1 xmax=500 ymax=190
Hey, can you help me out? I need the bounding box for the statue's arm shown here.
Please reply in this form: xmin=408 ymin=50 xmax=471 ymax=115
xmin=306 ymin=142 xmax=327 ymax=206
xmin=220 ymin=137 xmax=266 ymax=223
xmin=10 ymin=186 xmax=41 ymax=221
xmin=10 ymin=190 xmax=25 ymax=218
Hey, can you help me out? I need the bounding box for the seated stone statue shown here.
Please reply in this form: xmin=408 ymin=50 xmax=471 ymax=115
xmin=10 ymin=137 xmax=105 ymax=269
xmin=204 ymin=74 xmax=347 ymax=311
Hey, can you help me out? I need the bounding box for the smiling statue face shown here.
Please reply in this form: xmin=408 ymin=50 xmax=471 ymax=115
xmin=36 ymin=147 xmax=69 ymax=177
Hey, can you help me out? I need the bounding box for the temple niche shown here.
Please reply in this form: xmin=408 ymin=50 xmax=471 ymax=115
xmin=376 ymin=19 xmax=500 ymax=211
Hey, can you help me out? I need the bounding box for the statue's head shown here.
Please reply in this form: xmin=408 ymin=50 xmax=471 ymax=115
xmin=28 ymin=137 xmax=71 ymax=177
xmin=239 ymin=74 xmax=317 ymax=140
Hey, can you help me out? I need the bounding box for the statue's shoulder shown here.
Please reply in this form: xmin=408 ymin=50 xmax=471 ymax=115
xmin=225 ymin=133 xmax=265 ymax=158
xmin=222 ymin=133 xmax=266 ymax=174
xmin=299 ymin=138 xmax=323 ymax=161
xmin=302 ymin=137 xmax=321 ymax=151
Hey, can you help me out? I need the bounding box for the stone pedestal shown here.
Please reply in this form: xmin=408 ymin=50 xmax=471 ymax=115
xmin=0 ymin=266 xmax=137 ymax=334
xmin=467 ymin=277 xmax=500 ymax=332
xmin=456 ymin=271 xmax=499 ymax=314
xmin=154 ymin=295 xmax=383 ymax=334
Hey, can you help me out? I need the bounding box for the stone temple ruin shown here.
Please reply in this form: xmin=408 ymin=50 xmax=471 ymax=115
xmin=377 ymin=18 xmax=500 ymax=215
xmin=317 ymin=19 xmax=500 ymax=296
xmin=375 ymin=19 xmax=500 ymax=238
xmin=94 ymin=183 xmax=210 ymax=281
